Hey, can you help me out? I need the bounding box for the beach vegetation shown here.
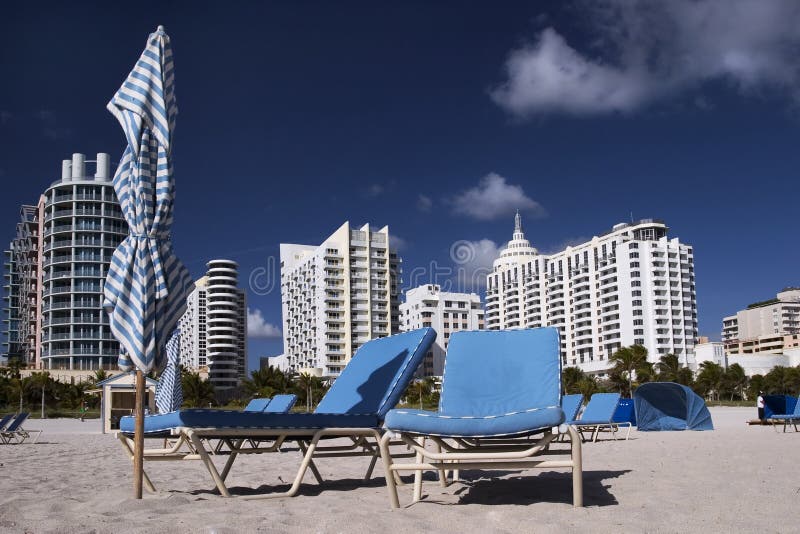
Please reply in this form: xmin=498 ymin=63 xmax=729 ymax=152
xmin=181 ymin=371 xmax=216 ymax=407
xmin=609 ymin=344 xmax=649 ymax=397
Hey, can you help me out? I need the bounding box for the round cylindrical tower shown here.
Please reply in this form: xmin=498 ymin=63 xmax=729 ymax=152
xmin=205 ymin=259 xmax=242 ymax=388
xmin=40 ymin=153 xmax=125 ymax=371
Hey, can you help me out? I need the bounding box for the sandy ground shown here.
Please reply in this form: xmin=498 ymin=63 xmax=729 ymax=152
xmin=0 ymin=407 xmax=796 ymax=534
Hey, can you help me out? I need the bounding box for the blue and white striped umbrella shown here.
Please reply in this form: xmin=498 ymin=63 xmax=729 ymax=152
xmin=155 ymin=330 xmax=183 ymax=413
xmin=103 ymin=26 xmax=194 ymax=374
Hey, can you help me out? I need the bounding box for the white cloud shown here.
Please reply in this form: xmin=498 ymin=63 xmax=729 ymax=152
xmin=450 ymin=238 xmax=503 ymax=290
xmin=416 ymin=194 xmax=433 ymax=212
xmin=247 ymin=307 xmax=282 ymax=339
xmin=448 ymin=173 xmax=546 ymax=220
xmin=491 ymin=0 xmax=800 ymax=117
xmin=389 ymin=234 xmax=409 ymax=251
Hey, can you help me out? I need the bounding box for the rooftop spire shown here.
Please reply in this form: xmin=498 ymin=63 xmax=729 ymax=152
xmin=512 ymin=210 xmax=525 ymax=241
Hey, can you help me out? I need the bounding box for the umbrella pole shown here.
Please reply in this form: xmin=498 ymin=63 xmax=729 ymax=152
xmin=134 ymin=369 xmax=145 ymax=498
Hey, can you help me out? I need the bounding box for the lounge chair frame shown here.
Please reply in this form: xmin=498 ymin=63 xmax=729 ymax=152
xmin=574 ymin=420 xmax=632 ymax=442
xmin=118 ymin=426 xmax=414 ymax=498
xmin=0 ymin=413 xmax=42 ymax=445
xmin=379 ymin=424 xmax=583 ymax=508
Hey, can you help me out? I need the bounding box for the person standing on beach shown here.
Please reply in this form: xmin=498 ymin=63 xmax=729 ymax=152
xmin=757 ymin=392 xmax=765 ymax=422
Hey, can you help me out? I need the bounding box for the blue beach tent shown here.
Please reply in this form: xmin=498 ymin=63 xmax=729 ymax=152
xmin=634 ymin=382 xmax=713 ymax=431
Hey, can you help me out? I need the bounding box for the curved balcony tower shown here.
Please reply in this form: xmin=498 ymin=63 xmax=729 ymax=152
xmin=39 ymin=153 xmax=124 ymax=371
xmin=204 ymin=259 xmax=246 ymax=388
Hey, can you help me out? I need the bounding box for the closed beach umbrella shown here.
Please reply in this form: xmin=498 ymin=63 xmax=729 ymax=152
xmin=155 ymin=330 xmax=183 ymax=413
xmin=103 ymin=25 xmax=194 ymax=498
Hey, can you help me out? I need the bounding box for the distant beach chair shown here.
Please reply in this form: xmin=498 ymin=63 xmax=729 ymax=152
xmin=769 ymin=396 xmax=800 ymax=433
xmin=379 ymin=328 xmax=583 ymax=509
xmin=0 ymin=414 xmax=14 ymax=433
xmin=118 ymin=328 xmax=435 ymax=499
xmin=263 ymin=394 xmax=297 ymax=413
xmin=243 ymin=398 xmax=271 ymax=412
xmin=0 ymin=412 xmax=42 ymax=445
xmin=561 ymin=394 xmax=585 ymax=422
xmin=568 ymin=393 xmax=631 ymax=442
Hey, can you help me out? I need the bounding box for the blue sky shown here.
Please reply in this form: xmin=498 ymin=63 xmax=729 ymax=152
xmin=2 ymin=1 xmax=799 ymax=372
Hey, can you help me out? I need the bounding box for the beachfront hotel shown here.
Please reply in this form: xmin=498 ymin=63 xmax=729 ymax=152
xmin=178 ymin=260 xmax=247 ymax=389
xmin=280 ymin=222 xmax=401 ymax=377
xmin=399 ymin=284 xmax=484 ymax=377
xmin=2 ymin=153 xmax=124 ymax=372
xmin=485 ymin=214 xmax=698 ymax=374
xmin=721 ymin=288 xmax=800 ymax=356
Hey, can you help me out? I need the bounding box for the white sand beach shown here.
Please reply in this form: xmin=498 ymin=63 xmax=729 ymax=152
xmin=0 ymin=407 xmax=794 ymax=533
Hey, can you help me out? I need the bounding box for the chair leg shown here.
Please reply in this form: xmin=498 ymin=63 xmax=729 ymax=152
xmin=220 ymin=439 xmax=244 ymax=481
xmin=379 ymin=433 xmax=401 ymax=509
xmin=187 ymin=430 xmax=231 ymax=497
xmin=413 ymin=437 xmax=424 ymax=502
xmin=567 ymin=425 xmax=583 ymax=507
xmin=298 ymin=440 xmax=324 ymax=484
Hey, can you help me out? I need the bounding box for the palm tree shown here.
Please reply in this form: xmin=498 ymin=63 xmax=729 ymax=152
xmin=724 ymin=363 xmax=747 ymax=401
xmin=609 ymin=344 xmax=648 ymax=397
xmin=181 ymin=372 xmax=216 ymax=407
xmin=695 ymin=361 xmax=725 ymax=401
xmin=656 ymin=354 xmax=682 ymax=382
xmin=241 ymin=367 xmax=287 ymax=399
xmin=408 ymin=378 xmax=434 ymax=409
xmin=92 ymin=369 xmax=108 ymax=385
xmin=577 ymin=376 xmax=600 ymax=398
xmin=562 ymin=367 xmax=586 ymax=394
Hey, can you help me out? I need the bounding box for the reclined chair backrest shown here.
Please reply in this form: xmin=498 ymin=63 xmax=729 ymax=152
xmin=314 ymin=328 xmax=435 ymax=417
xmin=579 ymin=393 xmax=621 ymax=423
xmin=244 ymin=398 xmax=271 ymax=412
xmin=5 ymin=412 xmax=29 ymax=432
xmin=0 ymin=414 xmax=13 ymax=431
xmin=439 ymin=328 xmax=561 ymax=416
xmin=264 ymin=394 xmax=297 ymax=413
xmin=792 ymin=397 xmax=800 ymax=416
xmin=561 ymin=394 xmax=584 ymax=422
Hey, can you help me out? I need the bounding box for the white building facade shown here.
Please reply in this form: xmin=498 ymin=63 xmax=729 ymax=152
xmin=400 ymin=284 xmax=484 ymax=377
xmin=178 ymin=260 xmax=247 ymax=388
xmin=486 ymin=215 xmax=698 ymax=374
xmin=721 ymin=288 xmax=800 ymax=345
xmin=280 ymin=222 xmax=401 ymax=377
xmin=39 ymin=153 xmax=125 ymax=371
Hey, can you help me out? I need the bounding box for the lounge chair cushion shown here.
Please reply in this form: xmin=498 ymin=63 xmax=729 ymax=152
xmin=385 ymin=328 xmax=564 ymax=438
xmin=243 ymin=398 xmax=271 ymax=412
xmin=121 ymin=409 xmax=379 ymax=434
xmin=385 ymin=406 xmax=564 ymax=438
xmin=571 ymin=393 xmax=620 ymax=425
xmin=315 ymin=328 xmax=436 ymax=417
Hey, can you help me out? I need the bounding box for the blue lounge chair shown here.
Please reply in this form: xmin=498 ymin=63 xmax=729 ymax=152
xmin=380 ymin=328 xmax=583 ymax=508
xmin=243 ymin=398 xmax=271 ymax=412
xmin=1 ymin=412 xmax=42 ymax=445
xmin=561 ymin=394 xmax=584 ymax=423
xmin=568 ymin=393 xmax=631 ymax=442
xmin=264 ymin=394 xmax=297 ymax=413
xmin=0 ymin=414 xmax=14 ymax=433
xmin=769 ymin=396 xmax=800 ymax=433
xmin=118 ymin=328 xmax=435 ymax=498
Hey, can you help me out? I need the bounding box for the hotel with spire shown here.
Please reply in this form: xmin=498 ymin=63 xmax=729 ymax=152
xmin=485 ymin=214 xmax=698 ymax=374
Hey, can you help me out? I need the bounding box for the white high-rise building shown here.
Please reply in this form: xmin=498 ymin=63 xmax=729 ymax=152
xmin=280 ymin=222 xmax=401 ymax=377
xmin=38 ymin=153 xmax=125 ymax=371
xmin=400 ymin=284 xmax=484 ymax=377
xmin=721 ymin=288 xmax=800 ymax=343
xmin=486 ymin=214 xmax=698 ymax=374
xmin=178 ymin=259 xmax=247 ymax=388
